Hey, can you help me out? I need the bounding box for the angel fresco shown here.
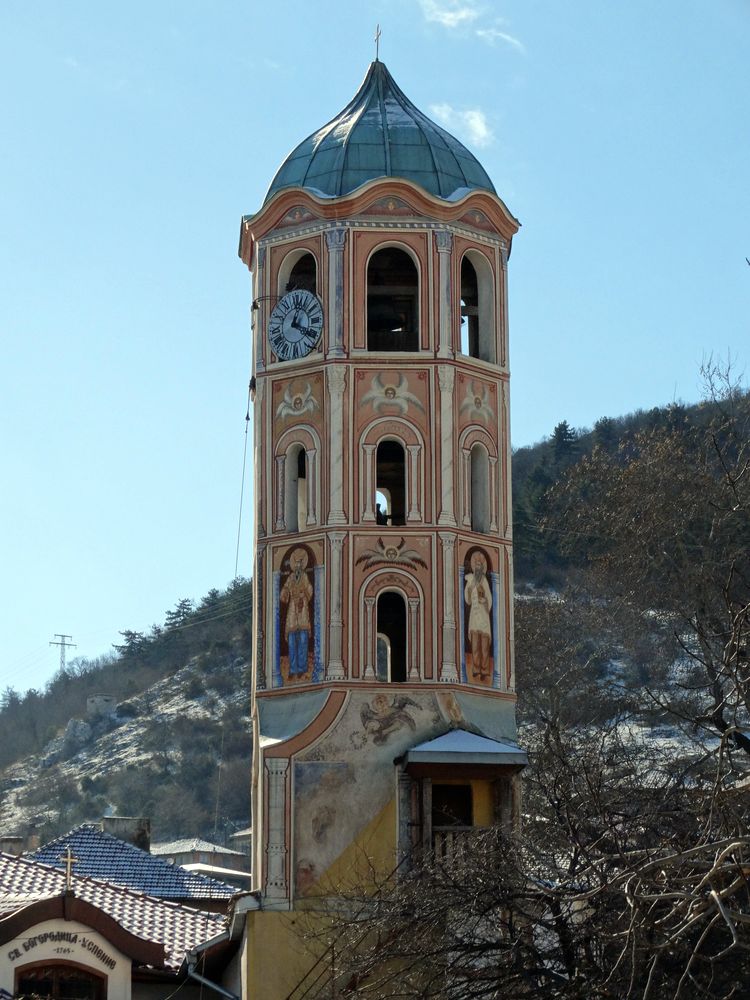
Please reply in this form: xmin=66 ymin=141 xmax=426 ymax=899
xmin=360 ymin=693 xmax=419 ymax=745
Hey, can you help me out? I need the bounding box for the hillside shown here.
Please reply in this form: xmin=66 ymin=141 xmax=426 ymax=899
xmin=0 ymin=580 xmax=252 ymax=842
xmin=2 ymin=383 xmax=747 ymax=845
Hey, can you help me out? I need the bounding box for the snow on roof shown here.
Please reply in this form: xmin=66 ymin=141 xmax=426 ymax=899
xmin=406 ymin=729 xmax=528 ymax=766
xmin=151 ymin=838 xmax=245 ymax=857
xmin=0 ymin=852 xmax=224 ymax=971
xmin=30 ymin=825 xmax=236 ymax=900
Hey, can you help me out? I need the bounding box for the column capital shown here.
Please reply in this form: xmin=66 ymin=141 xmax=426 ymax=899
xmin=435 ymin=230 xmax=453 ymax=253
xmin=325 ymin=227 xmax=347 ymax=250
xmin=438 ymin=365 xmax=455 ymax=393
xmin=329 ymin=531 xmax=346 ymax=551
xmin=326 ymin=365 xmax=347 ymax=394
xmin=266 ymin=757 xmax=289 ymax=777
xmin=438 ymin=531 xmax=457 ymax=550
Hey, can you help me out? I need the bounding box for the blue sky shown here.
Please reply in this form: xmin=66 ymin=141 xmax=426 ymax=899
xmin=2 ymin=1 xmax=748 ymax=693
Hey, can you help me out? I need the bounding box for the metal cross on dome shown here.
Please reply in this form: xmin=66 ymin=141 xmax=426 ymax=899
xmin=59 ymin=844 xmax=79 ymax=891
xmin=375 ymin=23 xmax=382 ymax=60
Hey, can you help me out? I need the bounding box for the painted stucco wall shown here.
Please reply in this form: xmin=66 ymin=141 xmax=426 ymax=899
xmin=1 ymin=919 xmax=131 ymax=999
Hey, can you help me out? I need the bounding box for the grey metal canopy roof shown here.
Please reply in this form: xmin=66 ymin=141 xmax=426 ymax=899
xmin=265 ymin=60 xmax=496 ymax=203
xmin=404 ymin=730 xmax=528 ymax=767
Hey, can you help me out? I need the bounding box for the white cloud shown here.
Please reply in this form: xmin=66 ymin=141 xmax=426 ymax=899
xmin=475 ymin=26 xmax=525 ymax=53
xmin=418 ymin=0 xmax=480 ymax=29
xmin=430 ymin=103 xmax=494 ymax=148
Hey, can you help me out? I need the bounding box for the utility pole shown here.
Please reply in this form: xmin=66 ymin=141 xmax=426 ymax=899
xmin=50 ymin=633 xmax=76 ymax=672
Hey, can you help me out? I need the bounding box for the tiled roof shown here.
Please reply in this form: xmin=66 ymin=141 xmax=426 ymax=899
xmin=29 ymin=825 xmax=235 ymax=900
xmin=151 ymin=838 xmax=245 ymax=856
xmin=265 ymin=60 xmax=496 ymax=203
xmin=0 ymin=852 xmax=224 ymax=970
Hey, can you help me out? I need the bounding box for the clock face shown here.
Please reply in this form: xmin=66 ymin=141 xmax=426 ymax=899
xmin=268 ymin=289 xmax=324 ymax=362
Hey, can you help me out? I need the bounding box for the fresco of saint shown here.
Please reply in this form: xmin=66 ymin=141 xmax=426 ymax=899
xmin=464 ymin=549 xmax=493 ymax=684
xmin=280 ymin=546 xmax=314 ymax=678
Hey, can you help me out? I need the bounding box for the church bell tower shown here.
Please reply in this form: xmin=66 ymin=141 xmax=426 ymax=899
xmin=238 ymin=59 xmax=524 ymax=996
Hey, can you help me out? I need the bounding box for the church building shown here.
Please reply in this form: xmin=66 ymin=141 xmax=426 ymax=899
xmin=238 ymin=59 xmax=525 ymax=997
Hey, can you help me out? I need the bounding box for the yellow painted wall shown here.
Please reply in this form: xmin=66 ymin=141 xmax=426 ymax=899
xmin=244 ymin=798 xmax=398 ymax=998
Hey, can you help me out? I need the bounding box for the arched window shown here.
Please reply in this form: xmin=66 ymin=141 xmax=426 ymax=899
xmin=377 ymin=591 xmax=407 ymax=682
xmin=470 ymin=443 xmax=490 ymax=533
xmin=376 ymin=441 xmax=406 ymax=526
xmin=460 ymin=252 xmax=495 ymax=363
xmin=285 ymin=444 xmax=307 ymax=532
xmin=367 ymin=247 xmax=419 ymax=352
xmin=16 ymin=963 xmax=106 ymax=1000
xmin=278 ymin=249 xmax=317 ymax=296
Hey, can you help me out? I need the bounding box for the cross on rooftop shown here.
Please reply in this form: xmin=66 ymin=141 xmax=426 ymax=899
xmin=59 ymin=844 xmax=79 ymax=891
xmin=374 ymin=23 xmax=382 ymax=60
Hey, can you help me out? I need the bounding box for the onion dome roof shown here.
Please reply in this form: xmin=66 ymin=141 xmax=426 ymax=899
xmin=265 ymin=60 xmax=496 ymax=203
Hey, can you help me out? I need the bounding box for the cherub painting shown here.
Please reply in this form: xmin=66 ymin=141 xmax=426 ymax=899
xmin=360 ymin=693 xmax=418 ymax=745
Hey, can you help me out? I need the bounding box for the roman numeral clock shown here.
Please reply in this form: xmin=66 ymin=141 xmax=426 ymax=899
xmin=268 ymin=289 xmax=323 ymax=361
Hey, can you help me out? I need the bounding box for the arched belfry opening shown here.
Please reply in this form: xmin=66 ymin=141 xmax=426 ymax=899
xmin=460 ymin=252 xmax=495 ymax=363
xmin=279 ymin=250 xmax=317 ymax=296
xmin=470 ymin=443 xmax=490 ymax=533
xmin=367 ymin=247 xmax=419 ymax=352
xmin=376 ymin=591 xmax=407 ymax=682
xmin=286 ymin=445 xmax=308 ymax=532
xmin=376 ymin=440 xmax=406 ymax=526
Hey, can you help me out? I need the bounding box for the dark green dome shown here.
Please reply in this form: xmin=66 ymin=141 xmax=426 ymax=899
xmin=265 ymin=61 xmax=496 ymax=203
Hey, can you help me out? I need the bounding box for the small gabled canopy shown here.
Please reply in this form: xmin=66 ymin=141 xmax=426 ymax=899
xmin=265 ymin=60 xmax=496 ymax=204
xmin=404 ymin=730 xmax=528 ymax=769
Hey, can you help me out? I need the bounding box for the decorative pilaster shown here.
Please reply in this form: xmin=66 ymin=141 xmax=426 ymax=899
xmin=406 ymin=444 xmax=420 ymax=522
xmin=326 ymin=366 xmax=347 ymax=525
xmin=408 ymin=598 xmax=420 ymax=680
xmin=306 ymin=447 xmax=317 ymax=525
xmin=439 ymin=532 xmax=459 ymax=682
xmin=255 ymin=245 xmax=266 ymax=374
xmin=363 ymin=597 xmax=376 ymax=680
xmin=437 ymin=366 xmax=457 ymax=526
xmin=274 ymin=454 xmax=286 ymax=531
xmin=327 ymin=532 xmax=346 ymax=680
xmin=499 ymin=243 xmax=509 ymax=369
xmin=435 ymin=231 xmax=454 ymax=359
xmin=265 ymin=757 xmax=289 ymax=898
xmin=326 ymin=227 xmax=347 ymax=358
xmin=489 ymin=455 xmax=499 ymax=533
xmin=362 ymin=444 xmax=376 ymax=522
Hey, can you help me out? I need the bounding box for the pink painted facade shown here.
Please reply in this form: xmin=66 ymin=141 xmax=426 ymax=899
xmin=239 ymin=105 xmax=522 ymax=915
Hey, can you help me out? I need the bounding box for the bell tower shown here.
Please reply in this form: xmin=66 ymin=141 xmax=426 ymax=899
xmin=238 ymin=60 xmax=524 ymax=996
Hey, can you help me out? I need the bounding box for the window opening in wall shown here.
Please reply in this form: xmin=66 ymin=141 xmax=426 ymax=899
xmin=432 ymin=784 xmax=473 ymax=827
xmin=286 ymin=252 xmax=316 ymax=294
xmin=376 ymin=441 xmax=405 ymax=526
xmin=16 ymin=964 xmax=106 ymax=1000
xmin=367 ymin=248 xmax=419 ymax=352
xmin=377 ymin=592 xmax=407 ymax=682
xmin=376 ymin=631 xmax=390 ymax=682
xmin=375 ymin=489 xmax=390 ymax=525
xmin=470 ymin=444 xmax=490 ymax=533
xmin=286 ymin=445 xmax=307 ymax=532
xmin=460 ymin=257 xmax=479 ymax=357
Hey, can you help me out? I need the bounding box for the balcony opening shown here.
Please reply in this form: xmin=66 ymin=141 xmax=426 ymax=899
xmin=367 ymin=247 xmax=419 ymax=352
xmin=377 ymin=592 xmax=407 ymax=682
xmin=470 ymin=443 xmax=490 ymax=533
xmin=376 ymin=441 xmax=406 ymax=526
xmin=432 ymin=783 xmax=473 ymax=859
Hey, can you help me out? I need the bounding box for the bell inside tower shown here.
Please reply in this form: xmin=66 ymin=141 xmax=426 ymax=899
xmin=367 ymin=247 xmax=418 ymax=352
